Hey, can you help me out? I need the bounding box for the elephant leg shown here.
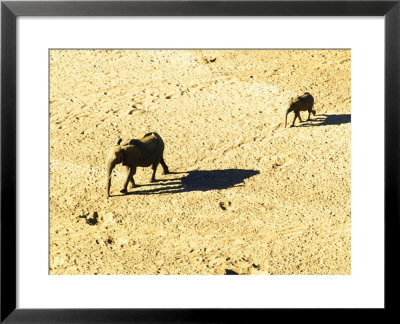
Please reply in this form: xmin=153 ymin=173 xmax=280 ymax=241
xmin=121 ymin=168 xmax=135 ymax=194
xmin=307 ymin=110 xmax=312 ymax=121
xmin=298 ymin=111 xmax=303 ymax=123
xmin=130 ymin=174 xmax=136 ymax=188
xmin=150 ymin=162 xmax=159 ymax=183
xmin=126 ymin=166 xmax=137 ymax=188
xmin=160 ymin=157 xmax=169 ymax=174
xmin=291 ymin=112 xmax=298 ymax=127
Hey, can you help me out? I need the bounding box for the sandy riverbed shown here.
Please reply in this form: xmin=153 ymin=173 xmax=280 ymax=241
xmin=49 ymin=49 xmax=351 ymax=275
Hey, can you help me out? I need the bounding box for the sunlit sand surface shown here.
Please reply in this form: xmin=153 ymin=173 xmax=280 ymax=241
xmin=50 ymin=49 xmax=351 ymax=275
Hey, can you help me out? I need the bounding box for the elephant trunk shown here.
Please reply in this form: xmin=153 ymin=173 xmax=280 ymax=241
xmin=106 ymin=160 xmax=117 ymax=197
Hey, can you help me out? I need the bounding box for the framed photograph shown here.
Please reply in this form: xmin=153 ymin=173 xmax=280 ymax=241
xmin=1 ymin=0 xmax=399 ymax=322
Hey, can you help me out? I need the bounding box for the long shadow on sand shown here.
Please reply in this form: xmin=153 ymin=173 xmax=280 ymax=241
xmin=297 ymin=114 xmax=351 ymax=127
xmin=113 ymin=169 xmax=260 ymax=197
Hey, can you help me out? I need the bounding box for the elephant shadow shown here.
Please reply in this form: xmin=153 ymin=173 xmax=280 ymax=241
xmin=297 ymin=114 xmax=351 ymax=127
xmin=116 ymin=169 xmax=260 ymax=196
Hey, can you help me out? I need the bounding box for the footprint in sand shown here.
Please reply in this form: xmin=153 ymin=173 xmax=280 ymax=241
xmin=219 ymin=201 xmax=232 ymax=211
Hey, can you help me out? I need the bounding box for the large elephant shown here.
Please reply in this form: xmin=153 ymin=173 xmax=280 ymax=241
xmin=285 ymin=92 xmax=316 ymax=127
xmin=106 ymin=132 xmax=169 ymax=197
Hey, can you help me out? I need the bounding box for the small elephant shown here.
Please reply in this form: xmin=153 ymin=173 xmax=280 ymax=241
xmin=285 ymin=92 xmax=316 ymax=127
xmin=106 ymin=132 xmax=169 ymax=197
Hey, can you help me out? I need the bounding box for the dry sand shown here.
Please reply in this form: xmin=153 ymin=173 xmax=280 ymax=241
xmin=49 ymin=49 xmax=351 ymax=275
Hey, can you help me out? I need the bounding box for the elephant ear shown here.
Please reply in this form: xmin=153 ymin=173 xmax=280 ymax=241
xmin=121 ymin=146 xmax=128 ymax=166
xmin=122 ymin=145 xmax=140 ymax=166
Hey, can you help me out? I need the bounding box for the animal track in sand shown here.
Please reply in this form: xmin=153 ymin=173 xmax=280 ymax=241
xmin=219 ymin=201 xmax=232 ymax=211
xmin=127 ymin=107 xmax=143 ymax=115
xmin=85 ymin=212 xmax=99 ymax=225
xmin=270 ymin=156 xmax=294 ymax=170
xmin=225 ymin=269 xmax=238 ymax=275
xmin=272 ymin=123 xmax=283 ymax=131
xmin=78 ymin=211 xmax=99 ymax=225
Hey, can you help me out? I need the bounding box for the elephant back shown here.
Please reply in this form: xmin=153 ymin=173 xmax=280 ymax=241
xmin=122 ymin=132 xmax=164 ymax=155
xmin=140 ymin=132 xmax=164 ymax=149
xmin=291 ymin=92 xmax=314 ymax=109
xmin=120 ymin=132 xmax=164 ymax=158
xmin=297 ymin=92 xmax=314 ymax=104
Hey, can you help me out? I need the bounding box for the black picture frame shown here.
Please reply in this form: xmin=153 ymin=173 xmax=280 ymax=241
xmin=1 ymin=0 xmax=399 ymax=322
